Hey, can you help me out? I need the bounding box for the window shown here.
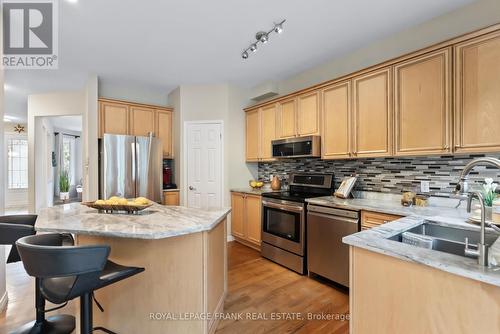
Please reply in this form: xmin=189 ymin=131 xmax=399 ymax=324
xmin=8 ymin=138 xmax=28 ymax=189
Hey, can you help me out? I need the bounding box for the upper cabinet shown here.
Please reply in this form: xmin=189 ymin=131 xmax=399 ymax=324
xmin=277 ymin=98 xmax=297 ymax=138
xmin=98 ymin=99 xmax=174 ymax=158
xmin=99 ymin=100 xmax=129 ymax=136
xmin=155 ymin=110 xmax=173 ymax=158
xmin=394 ymin=48 xmax=452 ymax=156
xmin=454 ymin=31 xmax=500 ymax=153
xmin=297 ymin=91 xmax=320 ymax=136
xmin=352 ymin=68 xmax=392 ymax=158
xmin=129 ymin=106 xmax=155 ymax=137
xmin=245 ymin=105 xmax=277 ymax=162
xmin=245 ymin=108 xmax=260 ymax=162
xmin=260 ymin=104 xmax=277 ymax=161
xmin=322 ymin=81 xmax=351 ymax=159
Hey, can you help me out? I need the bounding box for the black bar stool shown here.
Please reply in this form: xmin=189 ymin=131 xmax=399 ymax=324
xmin=16 ymin=233 xmax=145 ymax=334
xmin=0 ymin=215 xmax=75 ymax=334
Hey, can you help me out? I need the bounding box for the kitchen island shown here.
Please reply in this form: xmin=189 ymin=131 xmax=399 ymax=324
xmin=36 ymin=202 xmax=231 ymax=334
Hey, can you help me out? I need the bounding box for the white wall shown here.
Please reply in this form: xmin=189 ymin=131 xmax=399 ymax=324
xmin=252 ymin=0 xmax=500 ymax=101
xmin=0 ymin=16 xmax=6 ymax=311
xmin=169 ymin=84 xmax=257 ymax=237
xmin=99 ymin=80 xmax=168 ymax=106
xmin=34 ymin=118 xmax=55 ymax=210
xmin=28 ymin=75 xmax=98 ymax=212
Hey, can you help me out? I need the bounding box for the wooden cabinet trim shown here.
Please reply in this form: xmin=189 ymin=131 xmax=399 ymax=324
xmin=277 ymin=97 xmax=298 ymax=139
xmin=321 ymin=80 xmax=352 ymax=159
xmin=352 ymin=68 xmax=393 ymax=157
xmin=394 ymin=48 xmax=452 ymax=156
xmin=98 ymin=97 xmax=173 ymax=112
xmin=454 ymin=30 xmax=500 ymax=153
xmin=361 ymin=210 xmax=403 ymax=230
xmin=297 ymin=91 xmax=321 ymax=136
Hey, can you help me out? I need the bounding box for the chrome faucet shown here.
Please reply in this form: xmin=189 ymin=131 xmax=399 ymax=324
xmin=455 ymin=157 xmax=500 ymax=266
xmin=465 ymin=191 xmax=488 ymax=265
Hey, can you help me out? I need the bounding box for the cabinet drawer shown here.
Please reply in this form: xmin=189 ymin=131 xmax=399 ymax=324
xmin=361 ymin=211 xmax=403 ymax=230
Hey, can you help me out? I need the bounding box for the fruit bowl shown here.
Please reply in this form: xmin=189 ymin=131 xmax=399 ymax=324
xmin=83 ymin=197 xmax=153 ymax=214
xmin=249 ymin=180 xmax=264 ymax=189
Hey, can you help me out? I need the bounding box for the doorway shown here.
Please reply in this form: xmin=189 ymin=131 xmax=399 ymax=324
xmin=184 ymin=121 xmax=223 ymax=209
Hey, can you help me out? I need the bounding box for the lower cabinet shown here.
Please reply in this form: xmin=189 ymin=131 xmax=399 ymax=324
xmin=361 ymin=210 xmax=403 ymax=230
xmin=163 ymin=190 xmax=180 ymax=206
xmin=231 ymin=192 xmax=261 ymax=250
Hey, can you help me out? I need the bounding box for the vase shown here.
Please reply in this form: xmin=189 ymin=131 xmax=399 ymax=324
xmin=60 ymin=192 xmax=69 ymax=201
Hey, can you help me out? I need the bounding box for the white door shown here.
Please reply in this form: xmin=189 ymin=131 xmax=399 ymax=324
xmin=186 ymin=122 xmax=223 ymax=209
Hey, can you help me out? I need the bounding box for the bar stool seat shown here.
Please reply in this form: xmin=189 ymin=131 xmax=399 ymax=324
xmin=0 ymin=215 xmax=76 ymax=334
xmin=16 ymin=233 xmax=144 ymax=334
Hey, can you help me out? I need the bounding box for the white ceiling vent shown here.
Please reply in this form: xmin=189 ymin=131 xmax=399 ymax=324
xmin=250 ymin=81 xmax=279 ymax=101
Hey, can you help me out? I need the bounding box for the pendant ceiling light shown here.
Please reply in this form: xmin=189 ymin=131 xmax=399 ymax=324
xmin=241 ymin=19 xmax=286 ymax=59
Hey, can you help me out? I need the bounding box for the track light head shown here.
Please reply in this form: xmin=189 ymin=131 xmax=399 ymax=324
xmin=274 ymin=23 xmax=283 ymax=34
xmin=256 ymin=31 xmax=269 ymax=44
xmin=242 ymin=51 xmax=249 ymax=59
xmin=250 ymin=43 xmax=257 ymax=52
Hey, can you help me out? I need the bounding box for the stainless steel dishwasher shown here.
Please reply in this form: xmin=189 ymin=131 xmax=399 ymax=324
xmin=307 ymin=204 xmax=360 ymax=287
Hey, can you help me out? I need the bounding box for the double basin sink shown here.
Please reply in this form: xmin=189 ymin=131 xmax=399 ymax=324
xmin=389 ymin=221 xmax=500 ymax=258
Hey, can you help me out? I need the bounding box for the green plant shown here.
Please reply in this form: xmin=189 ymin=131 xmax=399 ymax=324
xmin=482 ymin=178 xmax=498 ymax=207
xmin=60 ymin=170 xmax=70 ymax=193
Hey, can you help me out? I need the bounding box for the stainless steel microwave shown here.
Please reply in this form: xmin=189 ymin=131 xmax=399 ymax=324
xmin=271 ymin=136 xmax=321 ymax=158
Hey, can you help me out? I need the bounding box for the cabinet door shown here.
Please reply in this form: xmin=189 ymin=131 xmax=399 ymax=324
xmin=454 ymin=31 xmax=500 ymax=153
xmin=245 ymin=109 xmax=260 ymax=162
xmin=361 ymin=211 xmax=403 ymax=230
xmin=231 ymin=193 xmax=245 ymax=239
xmin=130 ymin=106 xmax=155 ymax=137
xmin=352 ymin=68 xmax=392 ymax=157
xmin=163 ymin=191 xmax=179 ymax=205
xmin=297 ymin=91 xmax=320 ymax=136
xmin=278 ymin=98 xmax=297 ymax=138
xmin=99 ymin=101 xmax=129 ymax=137
xmin=260 ymin=104 xmax=277 ymax=161
xmin=245 ymin=195 xmax=262 ymax=246
xmin=394 ymin=49 xmax=451 ymax=156
xmin=155 ymin=110 xmax=173 ymax=158
xmin=322 ymin=81 xmax=351 ymax=159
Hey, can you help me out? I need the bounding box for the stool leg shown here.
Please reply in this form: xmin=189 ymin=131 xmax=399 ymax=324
xmin=35 ymin=278 xmax=46 ymax=324
xmin=80 ymin=292 xmax=93 ymax=334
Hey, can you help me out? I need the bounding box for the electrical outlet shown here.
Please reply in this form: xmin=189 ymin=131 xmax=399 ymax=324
xmin=421 ymin=181 xmax=430 ymax=193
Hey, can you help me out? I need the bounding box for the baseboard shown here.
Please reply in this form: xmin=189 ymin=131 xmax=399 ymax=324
xmin=0 ymin=291 xmax=8 ymax=313
xmin=227 ymin=235 xmax=234 ymax=242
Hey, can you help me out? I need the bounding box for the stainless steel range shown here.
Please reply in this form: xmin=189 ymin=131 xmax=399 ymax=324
xmin=261 ymin=173 xmax=334 ymax=274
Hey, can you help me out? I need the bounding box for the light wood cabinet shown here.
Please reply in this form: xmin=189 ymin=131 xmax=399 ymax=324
xmin=230 ymin=192 xmax=261 ymax=250
xmin=297 ymin=91 xmax=320 ymax=136
xmin=361 ymin=210 xmax=403 ymax=230
xmin=99 ymin=101 xmax=129 ymax=137
xmin=260 ymin=104 xmax=277 ymax=161
xmin=244 ymin=194 xmax=262 ymax=246
xmin=130 ymin=106 xmax=155 ymax=137
xmin=394 ymin=48 xmax=452 ymax=156
xmin=155 ymin=110 xmax=173 ymax=157
xmin=278 ymin=98 xmax=297 ymax=138
xmin=454 ymin=31 xmax=500 ymax=153
xmin=352 ymin=68 xmax=393 ymax=158
xmin=322 ymin=81 xmax=351 ymax=159
xmin=98 ymin=99 xmax=174 ymax=158
xmin=162 ymin=190 xmax=179 ymax=206
xmin=245 ymin=109 xmax=260 ymax=162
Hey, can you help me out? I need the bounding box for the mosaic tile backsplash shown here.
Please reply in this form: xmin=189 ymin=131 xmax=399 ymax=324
xmin=258 ymin=154 xmax=500 ymax=197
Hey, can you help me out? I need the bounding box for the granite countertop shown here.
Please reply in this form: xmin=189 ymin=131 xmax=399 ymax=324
xmin=230 ymin=188 xmax=272 ymax=196
xmin=317 ymin=193 xmax=500 ymax=287
xmin=35 ymin=202 xmax=231 ymax=240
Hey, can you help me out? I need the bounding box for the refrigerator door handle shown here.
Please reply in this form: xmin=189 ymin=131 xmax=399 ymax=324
xmin=131 ymin=141 xmax=137 ymax=197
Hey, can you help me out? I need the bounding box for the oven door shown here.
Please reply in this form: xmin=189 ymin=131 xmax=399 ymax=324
xmin=262 ymin=199 xmax=305 ymax=256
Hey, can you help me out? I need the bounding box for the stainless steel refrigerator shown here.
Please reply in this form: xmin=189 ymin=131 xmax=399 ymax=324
xmin=99 ymin=134 xmax=163 ymax=203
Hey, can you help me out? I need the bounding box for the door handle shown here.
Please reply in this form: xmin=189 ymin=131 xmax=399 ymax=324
xmin=189 ymin=186 xmax=196 ymax=191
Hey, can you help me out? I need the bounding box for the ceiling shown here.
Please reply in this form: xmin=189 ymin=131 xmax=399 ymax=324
xmin=44 ymin=116 xmax=82 ymax=133
xmin=4 ymin=0 xmax=477 ymax=122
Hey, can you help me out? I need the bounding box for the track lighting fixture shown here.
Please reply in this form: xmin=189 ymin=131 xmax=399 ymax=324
xmin=241 ymin=19 xmax=286 ymax=59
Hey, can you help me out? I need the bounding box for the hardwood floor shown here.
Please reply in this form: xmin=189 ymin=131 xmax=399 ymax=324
xmin=0 ymin=242 xmax=349 ymax=334
xmin=216 ymin=242 xmax=349 ymax=334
